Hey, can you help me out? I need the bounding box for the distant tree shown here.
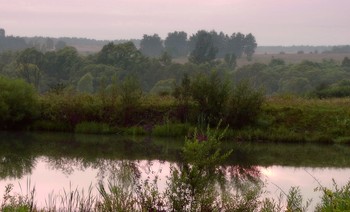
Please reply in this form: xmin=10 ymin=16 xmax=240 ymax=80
xmin=159 ymin=51 xmax=172 ymax=66
xmin=244 ymin=33 xmax=257 ymax=61
xmin=224 ymin=53 xmax=237 ymax=69
xmin=17 ymin=48 xmax=44 ymax=68
xmin=269 ymin=58 xmax=286 ymax=67
xmin=150 ymin=78 xmax=175 ymax=95
xmin=140 ymin=34 xmax=164 ymax=57
xmin=97 ymin=42 xmax=144 ymax=70
xmin=228 ymin=32 xmax=245 ymax=58
xmin=55 ymin=40 xmax=67 ymax=50
xmin=77 ymin=72 xmax=94 ymax=93
xmin=0 ymin=28 xmax=5 ymax=38
xmin=164 ymin=31 xmax=188 ymax=57
xmin=210 ymin=31 xmax=229 ymax=58
xmin=53 ymin=47 xmax=81 ymax=81
xmin=16 ymin=48 xmax=44 ymax=90
xmin=0 ymin=36 xmax=28 ymax=53
xmin=342 ymin=57 xmax=350 ymax=69
xmin=45 ymin=38 xmax=54 ymax=51
xmin=16 ymin=63 xmax=41 ymax=91
xmin=189 ymin=30 xmax=218 ymax=64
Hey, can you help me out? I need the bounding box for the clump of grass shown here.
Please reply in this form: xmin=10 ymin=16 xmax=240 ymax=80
xmin=152 ymin=123 xmax=190 ymax=137
xmin=74 ymin=121 xmax=113 ymax=134
xmin=120 ymin=126 xmax=147 ymax=136
xmin=1 ymin=182 xmax=36 ymax=212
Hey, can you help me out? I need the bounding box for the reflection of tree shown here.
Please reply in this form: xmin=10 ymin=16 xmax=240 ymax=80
xmin=220 ymin=165 xmax=262 ymax=194
xmin=0 ymin=154 xmax=36 ymax=179
xmin=222 ymin=165 xmax=261 ymax=183
xmin=45 ymin=157 xmax=90 ymax=176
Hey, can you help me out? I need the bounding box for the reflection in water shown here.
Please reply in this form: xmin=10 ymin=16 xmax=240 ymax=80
xmin=0 ymin=157 xmax=350 ymax=210
xmin=1 ymin=132 xmax=350 ymax=209
xmin=0 ymin=154 xmax=35 ymax=179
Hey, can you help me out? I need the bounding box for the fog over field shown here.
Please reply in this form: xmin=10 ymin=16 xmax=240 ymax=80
xmin=0 ymin=0 xmax=349 ymax=45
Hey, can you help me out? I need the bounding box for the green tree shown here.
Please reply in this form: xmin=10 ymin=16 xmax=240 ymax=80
xmin=244 ymin=33 xmax=257 ymax=61
xmin=164 ymin=31 xmax=188 ymax=57
xmin=45 ymin=38 xmax=54 ymax=51
xmin=191 ymin=71 xmax=230 ymax=125
xmin=189 ymin=30 xmax=218 ymax=64
xmin=55 ymin=40 xmax=67 ymax=50
xmin=211 ymin=31 xmax=229 ymax=58
xmin=342 ymin=57 xmax=350 ymax=71
xmin=226 ymin=81 xmax=265 ymax=128
xmin=54 ymin=46 xmax=82 ymax=81
xmin=120 ymin=75 xmax=142 ymax=108
xmin=0 ymin=76 xmax=38 ymax=129
xmin=16 ymin=63 xmax=41 ymax=90
xmin=159 ymin=51 xmax=172 ymax=66
xmin=140 ymin=34 xmax=164 ymax=57
xmin=16 ymin=48 xmax=44 ymax=90
xmin=0 ymin=28 xmax=5 ymax=38
xmin=228 ymin=32 xmax=245 ymax=58
xmin=77 ymin=72 xmax=94 ymax=93
xmin=97 ymin=42 xmax=144 ymax=70
xmin=224 ymin=53 xmax=237 ymax=69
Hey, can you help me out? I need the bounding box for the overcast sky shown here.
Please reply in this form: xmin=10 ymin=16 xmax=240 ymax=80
xmin=0 ymin=0 xmax=349 ymax=45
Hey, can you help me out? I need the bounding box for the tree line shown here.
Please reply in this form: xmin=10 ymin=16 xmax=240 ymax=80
xmin=140 ymin=30 xmax=257 ymax=60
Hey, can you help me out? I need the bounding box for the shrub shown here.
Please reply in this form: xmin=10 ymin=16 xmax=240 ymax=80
xmin=226 ymin=81 xmax=265 ymax=128
xmin=315 ymin=180 xmax=350 ymax=211
xmin=0 ymin=76 xmax=38 ymax=129
xmin=190 ymin=71 xmax=230 ymax=125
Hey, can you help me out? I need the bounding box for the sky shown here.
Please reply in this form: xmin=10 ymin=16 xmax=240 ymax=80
xmin=0 ymin=0 xmax=349 ymax=46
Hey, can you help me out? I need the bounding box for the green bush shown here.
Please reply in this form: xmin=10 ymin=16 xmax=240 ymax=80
xmin=0 ymin=76 xmax=38 ymax=129
xmin=315 ymin=180 xmax=350 ymax=211
xmin=226 ymin=81 xmax=265 ymax=128
xmin=39 ymin=93 xmax=106 ymax=126
xmin=190 ymin=71 xmax=230 ymax=125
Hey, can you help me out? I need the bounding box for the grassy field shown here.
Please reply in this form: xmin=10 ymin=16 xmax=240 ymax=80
xmin=173 ymin=52 xmax=350 ymax=67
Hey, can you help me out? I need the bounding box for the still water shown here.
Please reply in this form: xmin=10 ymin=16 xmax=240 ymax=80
xmin=1 ymin=131 xmax=350 ymax=208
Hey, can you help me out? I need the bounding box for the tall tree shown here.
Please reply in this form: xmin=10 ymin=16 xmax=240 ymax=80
xmin=0 ymin=28 xmax=5 ymax=38
xmin=164 ymin=31 xmax=188 ymax=58
xmin=140 ymin=34 xmax=164 ymax=57
xmin=228 ymin=33 xmax=245 ymax=58
xmin=210 ymin=31 xmax=229 ymax=58
xmin=97 ymin=42 xmax=144 ymax=70
xmin=77 ymin=72 xmax=94 ymax=93
xmin=189 ymin=30 xmax=217 ymax=64
xmin=16 ymin=48 xmax=44 ymax=90
xmin=244 ymin=33 xmax=257 ymax=61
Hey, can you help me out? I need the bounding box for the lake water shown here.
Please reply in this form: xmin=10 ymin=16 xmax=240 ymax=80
xmin=1 ymin=131 xmax=350 ymax=209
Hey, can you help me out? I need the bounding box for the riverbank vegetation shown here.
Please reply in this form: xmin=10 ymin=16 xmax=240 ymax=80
xmin=3 ymin=72 xmax=350 ymax=144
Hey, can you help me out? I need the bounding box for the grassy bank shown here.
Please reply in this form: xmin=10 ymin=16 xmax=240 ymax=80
xmin=26 ymin=93 xmax=350 ymax=144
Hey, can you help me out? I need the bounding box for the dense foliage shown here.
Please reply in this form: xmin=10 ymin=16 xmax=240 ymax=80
xmin=0 ymin=76 xmax=38 ymax=129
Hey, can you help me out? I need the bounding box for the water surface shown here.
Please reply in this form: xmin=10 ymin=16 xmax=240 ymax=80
xmin=1 ymin=132 xmax=350 ymax=208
